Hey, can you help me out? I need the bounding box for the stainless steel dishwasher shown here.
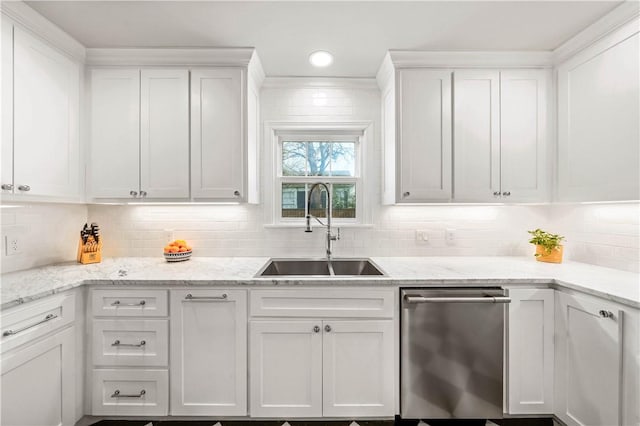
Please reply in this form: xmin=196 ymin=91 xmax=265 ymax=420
xmin=400 ymin=287 xmax=510 ymax=420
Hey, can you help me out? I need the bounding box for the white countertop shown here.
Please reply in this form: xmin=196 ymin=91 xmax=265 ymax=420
xmin=1 ymin=256 xmax=639 ymax=309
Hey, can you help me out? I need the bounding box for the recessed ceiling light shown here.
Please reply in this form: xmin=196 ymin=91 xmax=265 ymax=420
xmin=309 ymin=50 xmax=333 ymax=67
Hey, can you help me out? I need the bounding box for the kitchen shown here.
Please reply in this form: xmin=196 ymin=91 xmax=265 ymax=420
xmin=0 ymin=1 xmax=638 ymax=426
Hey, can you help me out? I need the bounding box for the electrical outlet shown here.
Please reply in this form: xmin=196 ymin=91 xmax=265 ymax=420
xmin=445 ymin=228 xmax=456 ymax=244
xmin=5 ymin=234 xmax=21 ymax=256
xmin=165 ymin=229 xmax=174 ymax=243
xmin=415 ymin=230 xmax=429 ymax=242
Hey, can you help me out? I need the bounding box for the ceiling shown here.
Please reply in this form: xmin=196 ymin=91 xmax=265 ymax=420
xmin=26 ymin=1 xmax=623 ymax=77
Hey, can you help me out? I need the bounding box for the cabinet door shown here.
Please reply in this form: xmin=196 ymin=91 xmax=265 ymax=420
xmin=322 ymin=320 xmax=394 ymax=417
xmin=1 ymin=326 xmax=75 ymax=426
xmin=453 ymin=70 xmax=500 ymax=201
xmin=507 ymin=289 xmax=554 ymax=414
xmin=140 ymin=69 xmax=189 ymax=198
xmin=249 ymin=320 xmax=322 ymax=417
xmin=556 ymin=292 xmax=622 ymax=426
xmin=500 ymin=70 xmax=548 ymax=202
xmin=397 ymin=69 xmax=452 ymax=202
xmin=1 ymin=17 xmax=12 ymax=193
xmin=191 ymin=68 xmax=244 ymax=200
xmin=90 ymin=69 xmax=140 ymax=198
xmin=170 ymin=289 xmax=247 ymax=416
xmin=13 ymin=27 xmax=80 ymax=198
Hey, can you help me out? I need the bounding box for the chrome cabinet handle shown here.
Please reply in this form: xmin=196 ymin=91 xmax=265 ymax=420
xmin=313 ymin=325 xmax=320 ymax=333
xmin=324 ymin=325 xmax=332 ymax=332
xmin=503 ymin=191 xmax=511 ymax=196
xmin=233 ymin=190 xmax=241 ymax=197
xmin=112 ymin=340 xmax=146 ymax=347
xmin=129 ymin=190 xmax=138 ymax=197
xmin=404 ymin=295 xmax=511 ymax=304
xmin=17 ymin=185 xmax=30 ymax=192
xmin=111 ymin=300 xmax=146 ymax=307
xmin=184 ymin=293 xmax=228 ymax=301
xmin=140 ymin=191 xmax=147 ymax=197
xmin=402 ymin=191 xmax=410 ymax=197
xmin=493 ymin=191 xmax=501 ymax=197
xmin=1 ymin=184 xmax=13 ymax=190
xmin=2 ymin=313 xmax=58 ymax=337
xmin=111 ymin=389 xmax=146 ymax=398
xmin=599 ymin=310 xmax=614 ymax=319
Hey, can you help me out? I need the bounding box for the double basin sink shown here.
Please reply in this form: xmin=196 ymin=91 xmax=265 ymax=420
xmin=256 ymin=258 xmax=385 ymax=277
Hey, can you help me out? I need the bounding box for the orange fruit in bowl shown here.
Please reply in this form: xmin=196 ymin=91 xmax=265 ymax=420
xmin=178 ymin=247 xmax=188 ymax=253
xmin=163 ymin=245 xmax=172 ymax=253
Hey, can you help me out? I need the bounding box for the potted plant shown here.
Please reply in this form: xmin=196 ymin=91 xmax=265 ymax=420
xmin=528 ymin=229 xmax=565 ymax=263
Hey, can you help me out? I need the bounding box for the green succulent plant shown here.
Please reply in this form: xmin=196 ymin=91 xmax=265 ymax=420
xmin=528 ymin=229 xmax=565 ymax=256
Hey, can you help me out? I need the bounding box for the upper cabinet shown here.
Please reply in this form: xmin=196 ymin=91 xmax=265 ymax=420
xmin=378 ymin=53 xmax=549 ymax=204
xmin=557 ymin=19 xmax=640 ymax=202
xmin=1 ymin=19 xmax=82 ymax=200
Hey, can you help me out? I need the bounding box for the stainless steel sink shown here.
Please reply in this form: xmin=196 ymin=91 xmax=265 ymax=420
xmin=256 ymin=258 xmax=385 ymax=277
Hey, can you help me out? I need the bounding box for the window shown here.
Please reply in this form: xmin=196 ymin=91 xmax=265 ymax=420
xmin=276 ymin=132 xmax=362 ymax=223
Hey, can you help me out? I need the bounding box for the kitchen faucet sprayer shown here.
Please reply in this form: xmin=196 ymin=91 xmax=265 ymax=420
xmin=305 ymin=182 xmax=340 ymax=259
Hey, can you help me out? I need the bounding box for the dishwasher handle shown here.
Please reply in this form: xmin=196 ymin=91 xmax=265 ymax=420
xmin=404 ymin=295 xmax=511 ymax=304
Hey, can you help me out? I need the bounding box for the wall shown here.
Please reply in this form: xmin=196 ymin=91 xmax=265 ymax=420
xmin=0 ymin=203 xmax=88 ymax=273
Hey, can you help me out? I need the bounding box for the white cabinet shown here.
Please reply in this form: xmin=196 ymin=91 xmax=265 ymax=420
xmin=90 ymin=68 xmax=189 ymax=199
xmin=190 ymin=68 xmax=244 ymax=201
xmin=507 ymin=288 xmax=554 ymax=414
xmin=170 ymin=289 xmax=247 ymax=416
xmin=454 ymin=69 xmax=548 ymax=202
xmin=395 ymin=69 xmax=452 ymax=202
xmin=1 ymin=24 xmax=81 ymax=199
xmin=557 ymin=19 xmax=640 ymax=202
xmin=555 ymin=292 xmax=623 ymax=426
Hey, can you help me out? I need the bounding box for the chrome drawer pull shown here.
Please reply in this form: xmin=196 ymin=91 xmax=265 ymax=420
xmin=184 ymin=293 xmax=228 ymax=301
xmin=599 ymin=310 xmax=614 ymax=319
xmin=112 ymin=340 xmax=146 ymax=348
xmin=111 ymin=389 xmax=146 ymax=398
xmin=2 ymin=313 xmax=58 ymax=337
xmin=404 ymin=295 xmax=511 ymax=304
xmin=111 ymin=300 xmax=146 ymax=307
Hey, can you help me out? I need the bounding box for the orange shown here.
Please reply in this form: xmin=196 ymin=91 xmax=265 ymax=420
xmin=185 ymin=246 xmax=192 ymax=251
xmin=178 ymin=247 xmax=188 ymax=252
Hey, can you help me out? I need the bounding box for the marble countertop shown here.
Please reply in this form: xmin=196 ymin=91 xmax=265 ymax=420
xmin=1 ymin=256 xmax=639 ymax=309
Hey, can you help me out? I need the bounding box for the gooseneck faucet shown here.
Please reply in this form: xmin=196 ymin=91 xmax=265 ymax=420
xmin=305 ymin=182 xmax=340 ymax=259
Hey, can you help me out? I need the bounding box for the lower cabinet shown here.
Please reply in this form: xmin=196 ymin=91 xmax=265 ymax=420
xmin=1 ymin=326 xmax=76 ymax=426
xmin=170 ymin=289 xmax=247 ymax=416
xmin=507 ymin=288 xmax=554 ymax=414
xmin=249 ymin=319 xmax=394 ymax=417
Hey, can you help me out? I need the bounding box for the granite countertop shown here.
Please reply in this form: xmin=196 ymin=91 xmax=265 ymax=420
xmin=1 ymin=256 xmax=639 ymax=310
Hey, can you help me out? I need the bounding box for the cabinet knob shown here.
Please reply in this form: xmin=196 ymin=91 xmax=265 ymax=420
xmin=140 ymin=191 xmax=147 ymax=197
xmin=1 ymin=184 xmax=13 ymax=190
xmin=402 ymin=191 xmax=410 ymax=198
xmin=17 ymin=185 xmax=30 ymax=192
xmin=130 ymin=191 xmax=138 ymax=197
xmin=599 ymin=310 xmax=613 ymax=319
xmin=493 ymin=191 xmax=501 ymax=197
xmin=324 ymin=324 xmax=332 ymax=333
xmin=313 ymin=325 xmax=320 ymax=333
xmin=503 ymin=191 xmax=511 ymax=196
xmin=233 ymin=190 xmax=241 ymax=197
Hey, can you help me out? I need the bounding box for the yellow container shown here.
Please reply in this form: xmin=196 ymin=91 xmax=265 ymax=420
xmin=535 ymin=245 xmax=563 ymax=263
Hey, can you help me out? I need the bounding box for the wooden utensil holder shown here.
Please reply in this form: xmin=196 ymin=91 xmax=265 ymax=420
xmin=77 ymin=236 xmax=102 ymax=264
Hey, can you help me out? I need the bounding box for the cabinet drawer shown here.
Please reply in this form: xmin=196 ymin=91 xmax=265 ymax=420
xmin=93 ymin=319 xmax=168 ymax=367
xmin=250 ymin=289 xmax=395 ymax=318
xmin=92 ymin=290 xmax=167 ymax=317
xmin=1 ymin=293 xmax=75 ymax=354
xmin=92 ymin=369 xmax=168 ymax=416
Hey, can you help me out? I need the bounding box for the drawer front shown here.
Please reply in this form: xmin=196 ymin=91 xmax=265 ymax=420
xmin=92 ymin=290 xmax=168 ymax=317
xmin=249 ymin=289 xmax=395 ymax=318
xmin=1 ymin=293 xmax=75 ymax=354
xmin=92 ymin=369 xmax=168 ymax=416
xmin=93 ymin=319 xmax=168 ymax=367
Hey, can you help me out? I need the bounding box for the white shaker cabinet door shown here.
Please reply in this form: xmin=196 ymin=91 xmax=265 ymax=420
xmin=90 ymin=69 xmax=140 ymax=198
xmin=453 ymin=70 xmax=500 ymax=202
xmin=555 ymin=292 xmax=622 ymax=426
xmin=507 ymin=288 xmax=554 ymax=414
xmin=140 ymin=69 xmax=189 ymax=198
xmin=1 ymin=17 xmax=13 ymax=194
xmin=13 ymin=27 xmax=80 ymax=198
xmin=191 ymin=68 xmax=244 ymax=200
xmin=500 ymin=70 xmax=548 ymax=202
xmin=397 ymin=69 xmax=452 ymax=202
xmin=322 ymin=320 xmax=394 ymax=417
xmin=249 ymin=320 xmax=323 ymax=418
xmin=170 ymin=289 xmax=247 ymax=416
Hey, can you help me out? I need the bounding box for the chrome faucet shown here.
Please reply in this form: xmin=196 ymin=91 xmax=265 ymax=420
xmin=305 ymin=182 xmax=340 ymax=259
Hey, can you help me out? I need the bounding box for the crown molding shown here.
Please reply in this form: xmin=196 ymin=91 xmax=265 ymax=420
xmin=248 ymin=50 xmax=266 ymax=88
xmin=1 ymin=1 xmax=86 ymax=62
xmin=85 ymin=47 xmax=256 ymax=67
xmin=261 ymin=77 xmax=378 ymax=90
xmin=385 ymin=50 xmax=553 ymax=69
xmin=552 ymin=1 xmax=640 ymax=65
